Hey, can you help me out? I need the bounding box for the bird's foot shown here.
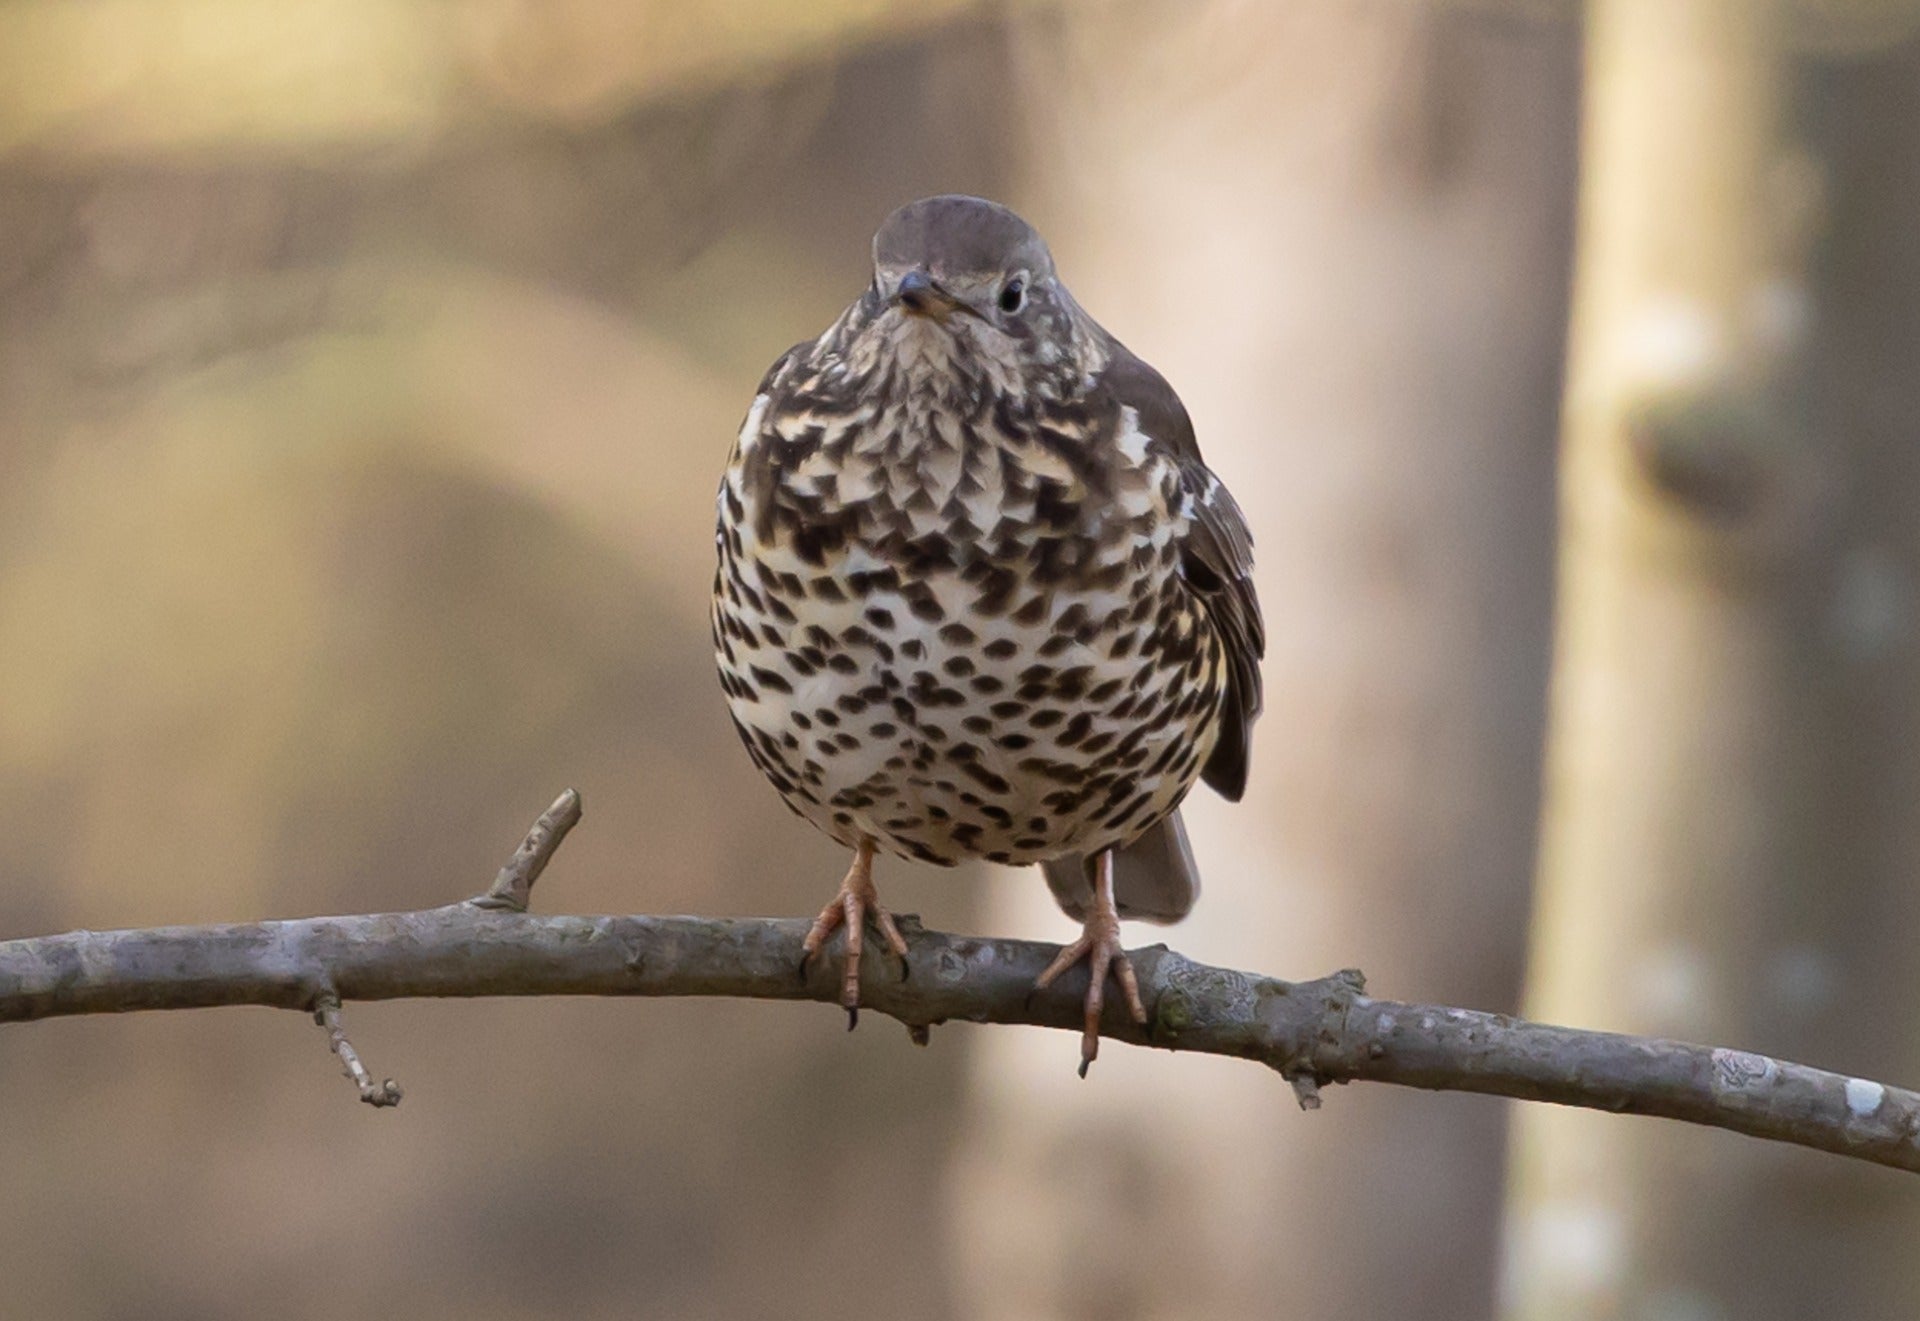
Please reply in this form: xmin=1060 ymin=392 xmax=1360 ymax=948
xmin=800 ymin=841 xmax=908 ymax=1029
xmin=1033 ymin=851 xmax=1147 ymax=1076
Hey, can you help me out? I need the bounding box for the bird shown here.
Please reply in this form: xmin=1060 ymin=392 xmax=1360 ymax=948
xmin=712 ymin=195 xmax=1263 ymax=1073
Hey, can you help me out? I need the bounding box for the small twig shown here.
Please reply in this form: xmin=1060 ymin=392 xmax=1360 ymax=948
xmin=471 ymin=788 xmax=583 ymax=912
xmin=312 ymin=993 xmax=402 ymax=1108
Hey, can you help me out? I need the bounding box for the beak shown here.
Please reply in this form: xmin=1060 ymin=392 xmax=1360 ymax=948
xmin=889 ymin=268 xmax=962 ymax=319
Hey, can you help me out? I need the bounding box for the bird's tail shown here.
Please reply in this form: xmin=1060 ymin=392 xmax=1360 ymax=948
xmin=1041 ymin=811 xmax=1199 ymax=924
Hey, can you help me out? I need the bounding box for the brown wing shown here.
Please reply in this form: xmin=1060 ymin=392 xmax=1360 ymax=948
xmin=1098 ymin=340 xmax=1265 ymax=801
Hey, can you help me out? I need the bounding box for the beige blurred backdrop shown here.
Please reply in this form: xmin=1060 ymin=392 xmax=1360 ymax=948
xmin=4 ymin=2 xmax=1920 ymax=1319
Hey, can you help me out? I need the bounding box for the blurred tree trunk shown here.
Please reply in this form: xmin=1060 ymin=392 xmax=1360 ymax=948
xmin=1506 ymin=4 xmax=1920 ymax=1316
xmin=950 ymin=4 xmax=1575 ymax=1317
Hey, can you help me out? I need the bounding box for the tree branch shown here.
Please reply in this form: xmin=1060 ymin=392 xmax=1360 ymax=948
xmin=3 ymin=794 xmax=1917 ymax=1174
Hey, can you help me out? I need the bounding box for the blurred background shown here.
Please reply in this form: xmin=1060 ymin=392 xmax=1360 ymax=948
xmin=3 ymin=1 xmax=1920 ymax=1317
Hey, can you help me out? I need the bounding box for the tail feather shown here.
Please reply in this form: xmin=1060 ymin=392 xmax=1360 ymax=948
xmin=1041 ymin=811 xmax=1199 ymax=924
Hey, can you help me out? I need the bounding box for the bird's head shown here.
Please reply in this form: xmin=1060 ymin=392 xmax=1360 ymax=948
xmin=842 ymin=195 xmax=1089 ymax=398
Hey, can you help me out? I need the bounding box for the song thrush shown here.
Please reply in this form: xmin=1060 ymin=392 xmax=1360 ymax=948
xmin=713 ymin=195 xmax=1263 ymax=1072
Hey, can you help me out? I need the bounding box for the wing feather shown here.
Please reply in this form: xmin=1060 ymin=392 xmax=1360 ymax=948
xmin=1098 ymin=341 xmax=1265 ymax=801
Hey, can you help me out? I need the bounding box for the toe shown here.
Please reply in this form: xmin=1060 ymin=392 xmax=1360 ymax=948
xmin=840 ymin=906 xmax=865 ymax=1011
xmin=1080 ymin=947 xmax=1110 ymax=1069
xmin=1085 ymin=945 xmax=1110 ymax=1027
xmin=872 ymin=905 xmax=911 ymax=960
xmin=801 ymin=896 xmax=846 ymax=960
xmin=1034 ymin=935 xmax=1090 ymax=991
xmin=1114 ymin=950 xmax=1147 ymax=1024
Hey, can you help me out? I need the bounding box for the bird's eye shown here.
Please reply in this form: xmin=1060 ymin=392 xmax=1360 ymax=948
xmin=998 ymin=276 xmax=1027 ymax=314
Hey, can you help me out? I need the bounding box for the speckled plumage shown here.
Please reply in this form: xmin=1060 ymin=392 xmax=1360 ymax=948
xmin=711 ymin=196 xmax=1263 ymax=1059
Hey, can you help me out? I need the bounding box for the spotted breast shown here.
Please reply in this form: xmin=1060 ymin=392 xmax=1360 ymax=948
xmin=715 ymin=341 xmax=1224 ymax=869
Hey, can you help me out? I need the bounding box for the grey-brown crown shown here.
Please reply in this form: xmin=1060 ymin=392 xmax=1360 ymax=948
xmin=871 ymin=195 xmax=1056 ymax=284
